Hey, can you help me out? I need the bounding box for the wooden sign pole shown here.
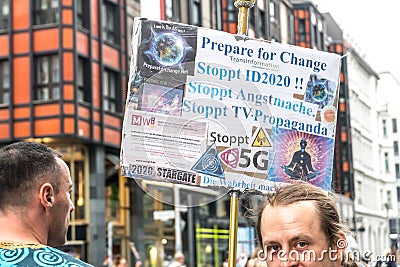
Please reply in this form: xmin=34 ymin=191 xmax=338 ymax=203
xmin=227 ymin=190 xmax=240 ymax=267
xmin=234 ymin=0 xmax=256 ymax=35
xmin=227 ymin=2 xmax=256 ymax=267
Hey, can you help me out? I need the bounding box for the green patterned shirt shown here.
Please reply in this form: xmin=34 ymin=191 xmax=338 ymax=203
xmin=0 ymin=242 xmax=93 ymax=266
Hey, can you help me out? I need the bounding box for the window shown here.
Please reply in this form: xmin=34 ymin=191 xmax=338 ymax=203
xmin=0 ymin=0 xmax=9 ymax=30
xmin=103 ymin=68 xmax=120 ymax=112
xmin=397 ymin=188 xmax=400 ymax=202
xmin=384 ymin=152 xmax=389 ymax=173
xmin=210 ymin=0 xmax=222 ymax=30
xmin=393 ymin=118 xmax=398 ymax=133
xmin=34 ymin=54 xmax=60 ymax=100
xmin=387 ymin=191 xmax=392 ymax=210
xmin=357 ymin=180 xmax=362 ymax=204
xmin=77 ymin=57 xmax=91 ymax=103
xmin=0 ymin=60 xmax=10 ymax=104
xmin=258 ymin=8 xmax=266 ymax=38
xmin=226 ymin=1 xmax=236 ymax=22
xmin=389 ymin=218 xmax=397 ymax=234
xmin=189 ymin=0 xmax=201 ymax=26
xmin=396 ymin=164 xmax=400 ymax=179
xmin=298 ymin=18 xmax=306 ymax=42
xmin=34 ymin=0 xmax=59 ymax=25
xmin=394 ymin=141 xmax=399 ymax=156
xmin=383 ymin=119 xmax=387 ymax=137
xmin=77 ymin=0 xmax=89 ymax=29
xmin=269 ymin=1 xmax=276 ymax=23
xmin=165 ymin=0 xmax=181 ymax=22
xmin=103 ymin=1 xmax=119 ymax=44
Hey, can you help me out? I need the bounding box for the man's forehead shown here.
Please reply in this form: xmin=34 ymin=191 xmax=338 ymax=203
xmin=261 ymin=201 xmax=321 ymax=232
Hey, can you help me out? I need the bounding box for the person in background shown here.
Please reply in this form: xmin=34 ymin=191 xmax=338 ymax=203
xmin=385 ymin=243 xmax=398 ymax=267
xmin=129 ymin=242 xmax=143 ymax=267
xmin=168 ymin=251 xmax=186 ymax=267
xmin=113 ymin=254 xmax=127 ymax=267
xmin=237 ymin=252 xmax=248 ymax=267
xmin=256 ymin=182 xmax=365 ymax=267
xmin=0 ymin=141 xmax=93 ymax=266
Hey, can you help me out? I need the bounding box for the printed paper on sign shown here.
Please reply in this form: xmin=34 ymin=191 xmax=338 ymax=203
xmin=121 ymin=18 xmax=341 ymax=193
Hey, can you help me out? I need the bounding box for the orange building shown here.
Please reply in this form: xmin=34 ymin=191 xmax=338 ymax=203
xmin=0 ymin=0 xmax=131 ymax=265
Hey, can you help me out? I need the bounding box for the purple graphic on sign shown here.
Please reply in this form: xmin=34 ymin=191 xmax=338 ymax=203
xmin=267 ymin=128 xmax=334 ymax=191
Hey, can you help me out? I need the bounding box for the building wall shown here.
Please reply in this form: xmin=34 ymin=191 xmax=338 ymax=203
xmin=377 ymin=72 xmax=400 ymax=244
xmin=347 ymin=48 xmax=395 ymax=254
xmin=0 ymin=0 xmax=129 ymax=266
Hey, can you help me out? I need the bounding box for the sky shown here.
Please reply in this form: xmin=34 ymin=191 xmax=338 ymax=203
xmin=312 ymin=0 xmax=400 ymax=81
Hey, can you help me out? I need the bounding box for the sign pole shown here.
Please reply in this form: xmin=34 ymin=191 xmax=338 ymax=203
xmin=227 ymin=2 xmax=256 ymax=267
xmin=227 ymin=190 xmax=240 ymax=267
xmin=234 ymin=0 xmax=256 ymax=35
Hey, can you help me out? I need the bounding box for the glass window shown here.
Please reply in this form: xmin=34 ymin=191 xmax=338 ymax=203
xmin=258 ymin=9 xmax=266 ymax=38
xmin=165 ymin=0 xmax=173 ymax=19
xmin=383 ymin=119 xmax=387 ymax=137
xmin=103 ymin=68 xmax=120 ymax=112
xmin=103 ymin=1 xmax=119 ymax=44
xmin=394 ymin=141 xmax=399 ymax=156
xmin=165 ymin=0 xmax=181 ymax=22
xmin=74 ymin=161 xmax=86 ymax=220
xmin=34 ymin=54 xmax=60 ymax=100
xmin=0 ymin=0 xmax=9 ymax=30
xmin=189 ymin=0 xmax=201 ymax=26
xmin=393 ymin=118 xmax=398 ymax=133
xmin=384 ymin=152 xmax=389 ymax=173
xmin=397 ymin=187 xmax=400 ymax=201
xmin=387 ymin=191 xmax=392 ymax=210
xmin=34 ymin=0 xmax=59 ymax=25
xmin=396 ymin=164 xmax=400 ymax=179
xmin=269 ymin=1 xmax=276 ymax=23
xmin=106 ymin=182 xmax=120 ymax=221
xmin=77 ymin=0 xmax=89 ymax=29
xmin=226 ymin=1 xmax=236 ymax=22
xmin=0 ymin=60 xmax=10 ymax=105
xmin=298 ymin=18 xmax=306 ymax=42
xmin=77 ymin=57 xmax=91 ymax=103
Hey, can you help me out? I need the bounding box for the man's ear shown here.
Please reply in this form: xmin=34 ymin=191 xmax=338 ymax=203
xmin=39 ymin=183 xmax=55 ymax=210
xmin=334 ymin=231 xmax=348 ymax=262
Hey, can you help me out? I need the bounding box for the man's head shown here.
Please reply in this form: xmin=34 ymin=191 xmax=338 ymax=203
xmin=256 ymin=183 xmax=347 ymax=267
xmin=174 ymin=252 xmax=185 ymax=264
xmin=0 ymin=141 xmax=75 ymax=246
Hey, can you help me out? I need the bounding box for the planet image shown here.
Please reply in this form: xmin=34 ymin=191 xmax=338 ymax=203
xmin=311 ymin=82 xmax=328 ymax=102
xmin=150 ymin=33 xmax=186 ymax=67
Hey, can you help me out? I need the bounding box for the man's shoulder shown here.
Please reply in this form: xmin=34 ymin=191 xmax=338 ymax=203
xmin=51 ymin=247 xmax=94 ymax=266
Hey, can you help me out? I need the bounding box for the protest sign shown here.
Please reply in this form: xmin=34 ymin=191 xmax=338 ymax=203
xmin=120 ymin=18 xmax=341 ymax=192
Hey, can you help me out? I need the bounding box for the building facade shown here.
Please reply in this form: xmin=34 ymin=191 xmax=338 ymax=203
xmin=377 ymin=71 xmax=400 ymax=248
xmin=346 ymin=44 xmax=397 ymax=254
xmin=0 ymin=0 xmax=130 ymax=266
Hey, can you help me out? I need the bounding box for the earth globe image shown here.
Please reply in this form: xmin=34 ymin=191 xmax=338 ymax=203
xmin=311 ymin=82 xmax=328 ymax=102
xmin=150 ymin=32 xmax=186 ymax=67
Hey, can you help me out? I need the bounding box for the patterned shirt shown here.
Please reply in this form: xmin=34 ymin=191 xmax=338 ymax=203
xmin=0 ymin=242 xmax=93 ymax=266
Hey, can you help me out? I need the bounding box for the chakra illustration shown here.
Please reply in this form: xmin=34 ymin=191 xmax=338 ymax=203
xmin=150 ymin=32 xmax=186 ymax=67
xmin=267 ymin=128 xmax=334 ymax=191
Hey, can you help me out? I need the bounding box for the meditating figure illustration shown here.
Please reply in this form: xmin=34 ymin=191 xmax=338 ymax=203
xmin=281 ymin=138 xmax=319 ymax=181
